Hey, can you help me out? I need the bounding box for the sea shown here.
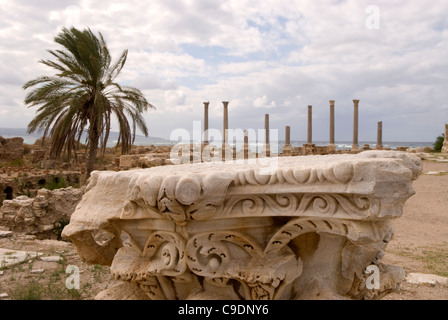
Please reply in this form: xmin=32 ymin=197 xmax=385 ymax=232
xmin=0 ymin=127 xmax=434 ymax=153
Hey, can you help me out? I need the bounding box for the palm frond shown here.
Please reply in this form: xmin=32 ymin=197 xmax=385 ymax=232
xmin=24 ymin=27 xmax=155 ymax=176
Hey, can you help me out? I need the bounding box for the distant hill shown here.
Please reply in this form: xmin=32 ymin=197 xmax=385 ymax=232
xmin=0 ymin=127 xmax=170 ymax=146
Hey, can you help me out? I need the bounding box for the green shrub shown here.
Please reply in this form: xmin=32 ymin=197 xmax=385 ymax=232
xmin=434 ymin=134 xmax=444 ymax=152
xmin=0 ymin=159 xmax=24 ymax=168
xmin=44 ymin=175 xmax=67 ymax=190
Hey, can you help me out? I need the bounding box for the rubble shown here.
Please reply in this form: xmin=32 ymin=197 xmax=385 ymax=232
xmin=0 ymin=186 xmax=84 ymax=239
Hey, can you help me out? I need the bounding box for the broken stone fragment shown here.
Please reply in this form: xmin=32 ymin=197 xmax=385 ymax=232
xmin=0 ymin=230 xmax=13 ymax=238
xmin=40 ymin=255 xmax=63 ymax=262
xmin=405 ymin=273 xmax=448 ymax=286
xmin=0 ymin=293 xmax=10 ymax=300
xmin=30 ymin=268 xmax=45 ymax=274
xmin=38 ymin=224 xmax=54 ymax=232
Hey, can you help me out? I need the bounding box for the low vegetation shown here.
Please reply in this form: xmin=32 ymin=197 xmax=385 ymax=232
xmin=0 ymin=246 xmax=115 ymax=300
xmin=396 ymin=244 xmax=448 ymax=278
xmin=433 ymin=134 xmax=444 ymax=152
xmin=43 ymin=175 xmax=67 ymax=191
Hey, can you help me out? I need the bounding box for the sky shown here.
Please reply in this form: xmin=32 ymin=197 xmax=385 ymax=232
xmin=0 ymin=0 xmax=447 ymax=143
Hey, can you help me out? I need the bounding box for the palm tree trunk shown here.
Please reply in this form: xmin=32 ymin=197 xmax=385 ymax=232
xmin=86 ymin=133 xmax=100 ymax=179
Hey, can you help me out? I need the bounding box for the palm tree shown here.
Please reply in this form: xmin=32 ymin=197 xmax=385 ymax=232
xmin=23 ymin=27 xmax=155 ymax=177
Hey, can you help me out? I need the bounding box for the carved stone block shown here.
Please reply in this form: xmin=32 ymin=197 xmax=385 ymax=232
xmin=62 ymin=151 xmax=422 ymax=300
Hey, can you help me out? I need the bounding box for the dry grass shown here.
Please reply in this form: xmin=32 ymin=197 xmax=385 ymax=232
xmin=0 ymin=237 xmax=118 ymax=300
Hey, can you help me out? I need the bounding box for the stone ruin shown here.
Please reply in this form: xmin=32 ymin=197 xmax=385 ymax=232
xmin=62 ymin=150 xmax=422 ymax=300
xmin=291 ymin=144 xmax=330 ymax=156
xmin=0 ymin=186 xmax=84 ymax=239
xmin=118 ymin=145 xmax=172 ymax=170
xmin=442 ymin=124 xmax=448 ymax=153
xmin=0 ymin=135 xmax=84 ymax=239
xmin=0 ymin=170 xmax=81 ymax=203
xmin=0 ymin=136 xmax=24 ymax=161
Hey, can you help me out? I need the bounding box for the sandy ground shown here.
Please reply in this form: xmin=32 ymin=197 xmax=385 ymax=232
xmin=0 ymin=157 xmax=447 ymax=300
xmin=382 ymin=158 xmax=448 ymax=300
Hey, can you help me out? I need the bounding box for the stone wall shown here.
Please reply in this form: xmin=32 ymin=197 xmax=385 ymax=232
xmin=0 ymin=171 xmax=81 ymax=203
xmin=0 ymin=136 xmax=24 ymax=161
xmin=0 ymin=186 xmax=84 ymax=239
xmin=119 ymin=145 xmax=173 ymax=170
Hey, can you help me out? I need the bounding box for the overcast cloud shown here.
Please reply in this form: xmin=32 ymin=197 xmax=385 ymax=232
xmin=0 ymin=0 xmax=447 ymax=142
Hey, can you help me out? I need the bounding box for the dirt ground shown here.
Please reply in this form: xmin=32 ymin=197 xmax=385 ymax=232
xmin=0 ymin=157 xmax=447 ymax=300
xmin=382 ymin=158 xmax=448 ymax=300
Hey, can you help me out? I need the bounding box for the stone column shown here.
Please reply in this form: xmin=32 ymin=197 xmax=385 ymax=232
xmin=307 ymin=105 xmax=312 ymax=144
xmin=244 ymin=129 xmax=249 ymax=160
xmin=283 ymin=126 xmax=292 ymax=155
xmin=203 ymin=102 xmax=209 ymax=145
xmin=304 ymin=105 xmax=315 ymax=155
xmin=352 ymin=100 xmax=359 ymax=151
xmin=329 ymin=100 xmax=336 ymax=152
xmin=263 ymin=114 xmax=270 ymax=157
xmin=442 ymin=124 xmax=448 ymax=153
xmin=285 ymin=126 xmax=291 ymax=146
xmin=222 ymin=101 xmax=230 ymax=161
xmin=376 ymin=121 xmax=383 ymax=150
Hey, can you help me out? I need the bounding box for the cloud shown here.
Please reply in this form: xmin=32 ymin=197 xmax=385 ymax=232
xmin=0 ymin=0 xmax=447 ymax=143
xmin=253 ymin=95 xmax=276 ymax=109
xmin=164 ymin=89 xmax=187 ymax=106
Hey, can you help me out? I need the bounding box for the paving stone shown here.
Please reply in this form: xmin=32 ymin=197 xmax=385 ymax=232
xmin=405 ymin=273 xmax=448 ymax=286
xmin=0 ymin=248 xmax=43 ymax=268
xmin=40 ymin=255 xmax=63 ymax=262
xmin=30 ymin=268 xmax=45 ymax=274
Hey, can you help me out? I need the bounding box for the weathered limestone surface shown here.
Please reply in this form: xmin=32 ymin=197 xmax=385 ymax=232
xmin=62 ymin=151 xmax=422 ymax=300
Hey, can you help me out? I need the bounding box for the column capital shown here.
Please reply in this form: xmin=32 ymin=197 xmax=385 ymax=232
xmin=353 ymin=99 xmax=360 ymax=105
xmin=329 ymin=100 xmax=335 ymax=105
